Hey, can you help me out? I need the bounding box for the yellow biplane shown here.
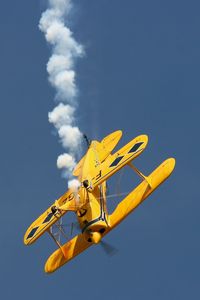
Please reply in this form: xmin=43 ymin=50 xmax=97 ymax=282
xmin=24 ymin=130 xmax=175 ymax=273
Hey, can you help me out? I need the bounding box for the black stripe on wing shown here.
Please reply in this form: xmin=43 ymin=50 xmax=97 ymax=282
xmin=27 ymin=227 xmax=39 ymax=239
xmin=128 ymin=142 xmax=143 ymax=153
xmin=109 ymin=156 xmax=124 ymax=168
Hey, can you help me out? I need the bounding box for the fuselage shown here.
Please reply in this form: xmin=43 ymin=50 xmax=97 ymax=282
xmin=77 ymin=181 xmax=109 ymax=243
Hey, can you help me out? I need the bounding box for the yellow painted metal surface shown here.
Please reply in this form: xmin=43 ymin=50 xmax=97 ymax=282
xmin=45 ymin=234 xmax=91 ymax=273
xmin=77 ymin=183 xmax=108 ymax=232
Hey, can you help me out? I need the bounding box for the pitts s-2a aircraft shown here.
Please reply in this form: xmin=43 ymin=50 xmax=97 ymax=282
xmin=24 ymin=130 xmax=175 ymax=273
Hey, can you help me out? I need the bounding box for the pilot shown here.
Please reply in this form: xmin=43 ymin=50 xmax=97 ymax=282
xmin=51 ymin=205 xmax=61 ymax=215
xmin=82 ymin=180 xmax=93 ymax=191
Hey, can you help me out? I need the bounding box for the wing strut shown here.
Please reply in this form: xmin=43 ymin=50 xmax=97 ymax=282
xmin=128 ymin=162 xmax=152 ymax=187
xmin=47 ymin=219 xmax=71 ymax=258
xmin=47 ymin=230 xmax=68 ymax=258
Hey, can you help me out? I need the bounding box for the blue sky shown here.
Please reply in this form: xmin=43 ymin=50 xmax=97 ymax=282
xmin=0 ymin=1 xmax=200 ymax=299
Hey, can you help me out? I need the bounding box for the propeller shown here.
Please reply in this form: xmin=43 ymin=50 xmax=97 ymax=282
xmin=100 ymin=240 xmax=118 ymax=257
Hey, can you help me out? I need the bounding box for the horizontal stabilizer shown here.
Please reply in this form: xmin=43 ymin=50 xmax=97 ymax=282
xmin=73 ymin=130 xmax=122 ymax=177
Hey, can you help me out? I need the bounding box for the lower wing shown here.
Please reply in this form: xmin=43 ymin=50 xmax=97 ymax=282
xmin=45 ymin=234 xmax=91 ymax=273
xmin=108 ymin=158 xmax=175 ymax=229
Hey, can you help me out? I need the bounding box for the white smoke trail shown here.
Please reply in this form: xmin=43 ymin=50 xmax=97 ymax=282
xmin=39 ymin=0 xmax=83 ymax=189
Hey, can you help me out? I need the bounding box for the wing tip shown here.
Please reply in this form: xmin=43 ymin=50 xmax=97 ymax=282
xmin=164 ymin=157 xmax=176 ymax=174
xmin=135 ymin=134 xmax=148 ymax=149
xmin=23 ymin=226 xmax=36 ymax=246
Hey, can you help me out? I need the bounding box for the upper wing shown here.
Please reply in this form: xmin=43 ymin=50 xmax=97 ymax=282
xmin=73 ymin=130 xmax=122 ymax=177
xmin=83 ymin=135 xmax=148 ymax=189
xmin=24 ymin=189 xmax=78 ymax=245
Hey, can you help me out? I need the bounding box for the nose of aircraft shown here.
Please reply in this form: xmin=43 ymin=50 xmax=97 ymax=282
xmin=91 ymin=232 xmax=101 ymax=244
